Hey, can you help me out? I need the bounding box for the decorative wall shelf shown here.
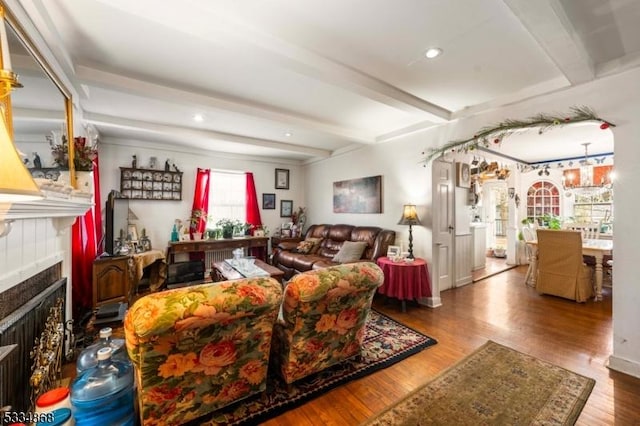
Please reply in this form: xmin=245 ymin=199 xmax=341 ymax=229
xmin=119 ymin=167 xmax=183 ymax=200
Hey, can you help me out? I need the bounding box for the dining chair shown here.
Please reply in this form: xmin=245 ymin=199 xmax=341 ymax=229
xmin=535 ymin=229 xmax=593 ymax=302
xmin=521 ymin=226 xmax=537 ymax=286
xmin=564 ymin=221 xmax=601 ymax=240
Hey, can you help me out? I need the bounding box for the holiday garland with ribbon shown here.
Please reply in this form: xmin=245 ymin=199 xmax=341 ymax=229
xmin=422 ymin=106 xmax=615 ymax=163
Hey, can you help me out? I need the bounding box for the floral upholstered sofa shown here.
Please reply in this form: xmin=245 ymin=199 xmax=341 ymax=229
xmin=124 ymin=277 xmax=283 ymax=425
xmin=270 ymin=262 xmax=384 ymax=384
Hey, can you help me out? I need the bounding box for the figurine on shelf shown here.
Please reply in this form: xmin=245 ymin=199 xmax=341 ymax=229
xmin=33 ymin=152 xmax=42 ymax=169
xmin=149 ymin=156 xmax=157 ymax=169
xmin=165 ymin=159 xmax=171 ymax=171
xmin=173 ymin=163 xmax=181 ymax=173
xmin=132 ymin=155 xmax=137 ymax=169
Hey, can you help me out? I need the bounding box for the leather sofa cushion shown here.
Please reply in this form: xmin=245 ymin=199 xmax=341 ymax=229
xmin=277 ymin=250 xmax=327 ymax=270
xmin=293 ymin=254 xmax=327 ymax=271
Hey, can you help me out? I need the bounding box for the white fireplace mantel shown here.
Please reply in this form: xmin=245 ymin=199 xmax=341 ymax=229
xmin=0 ymin=197 xmax=93 ymax=237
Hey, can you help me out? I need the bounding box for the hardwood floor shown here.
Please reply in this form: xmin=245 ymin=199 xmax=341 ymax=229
xmin=264 ymin=265 xmax=640 ymax=426
xmin=472 ymin=255 xmax=516 ymax=282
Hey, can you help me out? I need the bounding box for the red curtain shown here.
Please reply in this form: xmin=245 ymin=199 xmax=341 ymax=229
xmin=246 ymin=172 xmax=264 ymax=259
xmin=71 ymin=154 xmax=101 ymax=317
xmin=245 ymin=172 xmax=262 ymax=230
xmin=190 ymin=168 xmax=210 ymax=238
xmin=93 ymin=155 xmax=103 ymax=254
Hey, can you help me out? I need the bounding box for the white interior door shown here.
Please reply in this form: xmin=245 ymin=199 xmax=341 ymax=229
xmin=432 ymin=160 xmax=454 ymax=292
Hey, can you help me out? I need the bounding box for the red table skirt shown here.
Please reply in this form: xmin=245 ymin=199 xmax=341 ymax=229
xmin=376 ymin=256 xmax=432 ymax=300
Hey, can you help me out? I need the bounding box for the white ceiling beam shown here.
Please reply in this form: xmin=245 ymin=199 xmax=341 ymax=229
xmin=85 ymin=112 xmax=332 ymax=158
xmin=503 ymin=0 xmax=595 ymax=84
xmin=76 ymin=65 xmax=375 ymax=144
xmin=596 ymin=50 xmax=640 ymax=78
xmin=92 ymin=0 xmax=451 ymax=122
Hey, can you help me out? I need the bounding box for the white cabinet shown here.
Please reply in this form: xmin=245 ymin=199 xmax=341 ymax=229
xmin=471 ymin=223 xmax=487 ymax=271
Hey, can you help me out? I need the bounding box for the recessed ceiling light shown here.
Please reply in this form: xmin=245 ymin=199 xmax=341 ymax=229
xmin=425 ymin=48 xmax=442 ymax=59
xmin=193 ymin=114 xmax=204 ymax=122
xmin=284 ymin=132 xmax=292 ymax=137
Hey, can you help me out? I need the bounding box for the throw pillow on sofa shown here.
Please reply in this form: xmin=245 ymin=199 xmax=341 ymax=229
xmin=332 ymin=241 xmax=368 ymax=263
xmin=295 ymin=237 xmax=322 ymax=254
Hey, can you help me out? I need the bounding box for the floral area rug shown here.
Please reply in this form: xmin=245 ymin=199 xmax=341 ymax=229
xmin=188 ymin=310 xmax=437 ymax=425
xmin=365 ymin=340 xmax=596 ymax=426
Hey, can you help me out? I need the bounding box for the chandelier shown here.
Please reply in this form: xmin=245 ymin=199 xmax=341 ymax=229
xmin=562 ymin=143 xmax=613 ymax=202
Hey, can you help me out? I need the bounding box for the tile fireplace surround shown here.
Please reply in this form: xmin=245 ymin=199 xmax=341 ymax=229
xmin=0 ymin=263 xmax=66 ymax=413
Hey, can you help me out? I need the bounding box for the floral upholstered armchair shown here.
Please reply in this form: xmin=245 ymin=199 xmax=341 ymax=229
xmin=124 ymin=277 xmax=283 ymax=425
xmin=270 ymin=262 xmax=384 ymax=385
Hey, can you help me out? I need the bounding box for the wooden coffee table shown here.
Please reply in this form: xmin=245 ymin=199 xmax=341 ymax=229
xmin=211 ymin=259 xmax=284 ymax=283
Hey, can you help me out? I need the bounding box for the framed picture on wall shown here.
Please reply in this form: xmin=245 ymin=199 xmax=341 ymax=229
xmin=456 ymin=162 xmax=471 ymax=188
xmin=275 ymin=168 xmax=290 ymax=190
xmin=262 ymin=193 xmax=276 ymax=209
xmin=280 ymin=200 xmax=293 ymax=217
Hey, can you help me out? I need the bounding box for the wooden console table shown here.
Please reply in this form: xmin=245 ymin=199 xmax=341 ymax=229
xmin=167 ymin=237 xmax=269 ymax=263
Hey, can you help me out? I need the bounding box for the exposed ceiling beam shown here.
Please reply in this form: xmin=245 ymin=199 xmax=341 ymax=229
xmin=85 ymin=112 xmax=332 ymax=158
xmin=504 ymin=0 xmax=595 ymax=84
xmin=92 ymin=0 xmax=451 ymax=122
xmin=76 ymin=65 xmax=375 ymax=144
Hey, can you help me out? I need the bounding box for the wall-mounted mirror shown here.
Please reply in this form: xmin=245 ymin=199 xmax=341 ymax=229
xmin=5 ymin=10 xmax=74 ymax=179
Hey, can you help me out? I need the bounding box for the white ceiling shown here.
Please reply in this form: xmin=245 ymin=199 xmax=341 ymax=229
xmin=11 ymin=0 xmax=640 ymax=163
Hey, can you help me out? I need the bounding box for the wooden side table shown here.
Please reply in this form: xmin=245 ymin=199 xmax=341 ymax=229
xmin=92 ymin=250 xmax=167 ymax=308
xmin=92 ymin=256 xmax=131 ymax=308
xmin=376 ymin=256 xmax=432 ymax=312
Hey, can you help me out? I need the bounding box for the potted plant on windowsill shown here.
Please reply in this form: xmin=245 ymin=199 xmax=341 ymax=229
xmin=216 ymin=218 xmax=238 ymax=239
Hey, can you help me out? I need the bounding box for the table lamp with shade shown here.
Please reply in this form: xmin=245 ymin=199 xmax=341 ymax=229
xmin=398 ymin=204 xmax=422 ymax=259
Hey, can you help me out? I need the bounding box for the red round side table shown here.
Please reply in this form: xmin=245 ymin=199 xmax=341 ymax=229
xmin=376 ymin=256 xmax=432 ymax=312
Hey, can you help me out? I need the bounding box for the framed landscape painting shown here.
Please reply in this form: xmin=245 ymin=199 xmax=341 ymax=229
xmin=333 ymin=175 xmax=382 ymax=213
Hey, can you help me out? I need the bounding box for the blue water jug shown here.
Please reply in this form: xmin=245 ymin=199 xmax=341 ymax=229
xmin=71 ymin=347 xmax=135 ymax=426
xmin=76 ymin=327 xmax=127 ymax=373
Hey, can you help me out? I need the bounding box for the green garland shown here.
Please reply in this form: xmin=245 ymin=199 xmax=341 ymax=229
xmin=423 ymin=106 xmax=615 ymax=163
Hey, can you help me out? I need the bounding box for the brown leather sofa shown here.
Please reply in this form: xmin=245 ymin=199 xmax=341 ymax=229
xmin=271 ymin=224 xmax=396 ymax=279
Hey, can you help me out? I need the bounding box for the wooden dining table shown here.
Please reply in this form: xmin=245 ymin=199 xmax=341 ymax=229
xmin=526 ymin=238 xmax=613 ymax=301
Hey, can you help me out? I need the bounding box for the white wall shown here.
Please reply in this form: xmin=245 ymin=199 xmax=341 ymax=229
xmin=98 ymin=139 xmax=306 ymax=251
xmin=303 ymin=131 xmax=443 ymax=261
xmin=0 ymin=218 xmax=68 ymax=292
xmin=302 ymin=67 xmax=640 ymax=378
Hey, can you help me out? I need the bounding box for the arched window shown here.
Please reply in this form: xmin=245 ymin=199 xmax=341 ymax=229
xmin=526 ymin=181 xmax=560 ymax=221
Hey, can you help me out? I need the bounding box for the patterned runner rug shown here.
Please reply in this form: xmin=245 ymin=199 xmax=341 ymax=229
xmin=189 ymin=310 xmax=437 ymax=425
xmin=365 ymin=340 xmax=595 ymax=426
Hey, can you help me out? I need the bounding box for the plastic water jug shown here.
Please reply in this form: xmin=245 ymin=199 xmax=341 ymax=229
xmin=76 ymin=327 xmax=127 ymax=373
xmin=35 ymin=408 xmax=73 ymax=426
xmin=70 ymin=347 xmax=135 ymax=426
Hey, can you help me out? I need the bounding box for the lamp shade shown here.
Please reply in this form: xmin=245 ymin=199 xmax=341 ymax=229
xmin=398 ymin=204 xmax=422 ymax=225
xmin=0 ymin=114 xmax=42 ymax=202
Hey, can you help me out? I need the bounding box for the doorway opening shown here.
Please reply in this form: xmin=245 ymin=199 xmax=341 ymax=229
xmin=473 ymin=181 xmax=516 ymax=282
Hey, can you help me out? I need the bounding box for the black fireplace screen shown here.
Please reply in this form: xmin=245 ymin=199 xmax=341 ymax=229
xmin=0 ymin=267 xmax=66 ymax=413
